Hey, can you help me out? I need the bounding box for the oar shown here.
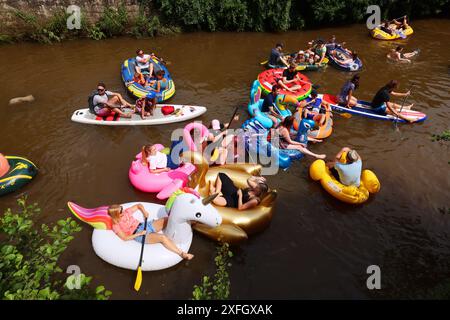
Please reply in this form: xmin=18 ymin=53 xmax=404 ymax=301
xmin=394 ymin=85 xmax=415 ymax=130
xmin=223 ymin=107 xmax=239 ymax=131
xmin=134 ymin=217 xmax=148 ymax=292
xmin=210 ymin=107 xmax=239 ymax=162
xmin=303 ymin=103 xmax=352 ymax=119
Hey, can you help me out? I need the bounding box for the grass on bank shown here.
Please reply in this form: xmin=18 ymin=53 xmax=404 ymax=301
xmin=1 ymin=4 xmax=179 ymax=44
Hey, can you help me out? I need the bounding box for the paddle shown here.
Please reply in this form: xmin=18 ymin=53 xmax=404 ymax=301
xmin=210 ymin=107 xmax=239 ymax=162
xmin=134 ymin=217 xmax=148 ymax=292
xmin=394 ymin=85 xmax=415 ymax=130
xmin=303 ymin=102 xmax=352 ymax=119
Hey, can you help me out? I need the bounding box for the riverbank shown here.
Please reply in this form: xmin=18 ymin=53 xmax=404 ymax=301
xmin=1 ymin=0 xmax=448 ymax=44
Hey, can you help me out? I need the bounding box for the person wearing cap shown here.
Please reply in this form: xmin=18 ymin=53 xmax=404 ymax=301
xmin=327 ymin=147 xmax=362 ymax=187
xmin=134 ymin=92 xmax=157 ymax=119
xmin=298 ymin=90 xmax=327 ymax=127
xmin=294 ymin=50 xmax=307 ymax=64
xmin=268 ymin=43 xmax=289 ymax=68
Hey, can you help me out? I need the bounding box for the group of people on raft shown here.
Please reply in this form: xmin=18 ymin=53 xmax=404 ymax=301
xmin=90 ymin=49 xmax=170 ymax=119
xmin=379 ymin=15 xmax=410 ymax=36
xmin=269 ymin=36 xmax=358 ymax=69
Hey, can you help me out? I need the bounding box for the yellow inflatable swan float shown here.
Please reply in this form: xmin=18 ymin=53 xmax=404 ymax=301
xmin=309 ymin=155 xmax=380 ymax=205
xmin=182 ymin=152 xmax=277 ymax=244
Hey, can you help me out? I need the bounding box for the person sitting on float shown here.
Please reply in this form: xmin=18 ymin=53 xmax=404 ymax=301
xmin=91 ymin=82 xmax=133 ymax=118
xmin=147 ymin=70 xmax=168 ymax=94
xmin=326 ymin=147 xmax=362 ymax=187
xmin=277 ymin=63 xmax=303 ymax=93
xmin=108 ymin=203 xmax=194 ymax=260
xmin=275 ymin=116 xmax=326 ymax=159
xmin=206 ymin=117 xmax=239 ymax=165
xmin=268 ymin=43 xmax=289 ymax=68
xmin=325 ymin=35 xmax=352 ymax=54
xmin=337 ymin=74 xmax=360 ymax=108
xmin=135 ymin=49 xmax=157 ymax=76
xmin=312 ymin=39 xmax=327 ymax=64
xmin=141 ymin=144 xmax=170 ymax=174
xmin=298 ymin=90 xmax=327 ymax=127
xmin=134 ymin=92 xmax=157 ymax=119
xmin=209 ymin=173 xmax=268 ymax=210
xmin=261 ymin=85 xmax=283 ymax=127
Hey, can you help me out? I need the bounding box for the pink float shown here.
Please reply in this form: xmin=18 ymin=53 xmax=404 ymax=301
xmin=183 ymin=122 xmax=210 ymax=152
xmin=128 ymin=144 xmax=196 ymax=199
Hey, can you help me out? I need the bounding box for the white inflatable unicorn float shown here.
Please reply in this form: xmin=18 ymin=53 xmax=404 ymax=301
xmin=68 ymin=188 xmax=222 ymax=271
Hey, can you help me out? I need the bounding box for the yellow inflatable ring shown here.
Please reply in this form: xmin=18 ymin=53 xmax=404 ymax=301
xmin=370 ymin=25 xmax=413 ymax=40
xmin=309 ymin=159 xmax=380 ymax=204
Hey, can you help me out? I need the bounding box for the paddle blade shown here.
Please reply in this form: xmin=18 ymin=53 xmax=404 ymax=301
xmin=260 ymin=60 xmax=268 ymax=65
xmin=210 ymin=148 xmax=220 ymax=162
xmin=134 ymin=267 xmax=143 ymax=292
xmin=295 ymin=65 xmax=306 ymax=71
xmin=340 ymin=113 xmax=352 ymax=119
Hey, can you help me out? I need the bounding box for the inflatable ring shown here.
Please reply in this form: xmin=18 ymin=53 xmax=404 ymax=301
xmin=326 ymin=47 xmax=363 ymax=72
xmin=293 ymin=94 xmax=333 ymax=139
xmin=257 ymin=68 xmax=312 ymax=101
xmin=121 ymin=58 xmax=175 ymax=102
xmin=0 ymin=154 xmax=37 ymax=196
xmin=128 ymin=144 xmax=197 ymax=200
xmin=182 ymin=151 xmax=277 ymax=244
xmin=370 ymin=25 xmax=413 ymax=40
xmin=67 ymin=191 xmax=221 ymax=271
xmin=309 ymin=159 xmax=380 ymax=204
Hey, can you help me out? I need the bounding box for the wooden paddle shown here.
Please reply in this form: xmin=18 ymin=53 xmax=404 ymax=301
xmin=134 ymin=217 xmax=148 ymax=292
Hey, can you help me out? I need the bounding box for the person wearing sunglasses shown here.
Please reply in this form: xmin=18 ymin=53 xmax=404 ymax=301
xmin=108 ymin=203 xmax=194 ymax=260
xmin=135 ymin=49 xmax=158 ymax=76
xmin=92 ymin=82 xmax=133 ymax=118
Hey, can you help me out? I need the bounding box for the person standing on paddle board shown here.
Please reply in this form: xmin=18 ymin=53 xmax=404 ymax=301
xmin=337 ymin=74 xmax=360 ymax=108
xmin=268 ymin=43 xmax=289 ymax=68
xmin=370 ymin=80 xmax=415 ymax=123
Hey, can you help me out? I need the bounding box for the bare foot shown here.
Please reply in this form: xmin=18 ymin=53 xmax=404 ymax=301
xmin=181 ymin=252 xmax=194 ymax=260
xmin=404 ymin=103 xmax=414 ymax=110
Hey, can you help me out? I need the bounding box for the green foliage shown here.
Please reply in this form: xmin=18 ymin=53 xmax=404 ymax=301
xmin=192 ymin=243 xmax=233 ymax=300
xmin=0 ymin=197 xmax=111 ymax=300
xmin=86 ymin=25 xmax=106 ymax=41
xmin=97 ymin=4 xmax=128 ymax=37
xmin=0 ymin=34 xmax=13 ymax=44
xmin=13 ymin=9 xmax=68 ymax=44
xmin=432 ymin=130 xmax=450 ymax=142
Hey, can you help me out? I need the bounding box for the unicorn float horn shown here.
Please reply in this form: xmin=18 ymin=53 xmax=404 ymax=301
xmin=202 ymin=193 xmax=219 ymax=205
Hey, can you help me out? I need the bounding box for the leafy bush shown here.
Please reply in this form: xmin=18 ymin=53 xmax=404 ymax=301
xmin=192 ymin=243 xmax=233 ymax=300
xmin=97 ymin=4 xmax=128 ymax=37
xmin=86 ymin=25 xmax=106 ymax=40
xmin=0 ymin=197 xmax=111 ymax=300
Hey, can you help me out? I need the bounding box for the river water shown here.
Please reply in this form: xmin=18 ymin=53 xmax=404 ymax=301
xmin=0 ymin=19 xmax=449 ymax=299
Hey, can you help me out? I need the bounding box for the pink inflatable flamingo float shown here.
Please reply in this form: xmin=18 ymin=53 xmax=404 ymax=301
xmin=128 ymin=144 xmax=196 ymax=199
xmin=182 ymin=121 xmax=210 ymax=152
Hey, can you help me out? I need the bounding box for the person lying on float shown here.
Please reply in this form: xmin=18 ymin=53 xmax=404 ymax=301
xmin=108 ymin=203 xmax=194 ymax=260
